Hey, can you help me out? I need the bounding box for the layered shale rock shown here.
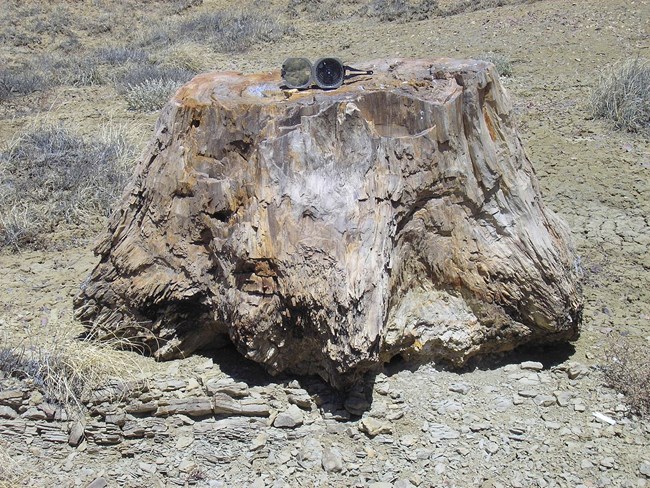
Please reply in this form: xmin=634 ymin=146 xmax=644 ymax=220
xmin=74 ymin=58 xmax=582 ymax=388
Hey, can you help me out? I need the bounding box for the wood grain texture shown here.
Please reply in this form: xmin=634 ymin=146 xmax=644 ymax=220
xmin=74 ymin=58 xmax=582 ymax=389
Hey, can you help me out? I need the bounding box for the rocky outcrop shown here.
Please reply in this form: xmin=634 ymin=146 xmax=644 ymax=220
xmin=74 ymin=58 xmax=582 ymax=388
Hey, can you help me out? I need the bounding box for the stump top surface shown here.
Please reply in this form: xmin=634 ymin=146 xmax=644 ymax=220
xmin=174 ymin=57 xmax=489 ymax=108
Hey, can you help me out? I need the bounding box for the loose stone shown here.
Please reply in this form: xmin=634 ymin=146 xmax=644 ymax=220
xmin=273 ymin=405 xmax=304 ymax=428
xmin=68 ymin=420 xmax=85 ymax=447
xmin=449 ymin=383 xmax=471 ymax=395
xmin=520 ymin=361 xmax=544 ymax=371
xmin=639 ymin=462 xmax=650 ymax=478
xmin=359 ymin=417 xmax=392 ymax=437
xmin=0 ymin=405 xmax=18 ymax=419
xmin=600 ymin=457 xmax=615 ymax=469
xmin=86 ymin=478 xmax=108 ymax=488
xmin=533 ymin=395 xmax=556 ymax=407
xmin=322 ymin=446 xmax=344 ymax=473
xmin=592 ymin=411 xmax=616 ymax=425
xmin=206 ymin=379 xmax=250 ymax=398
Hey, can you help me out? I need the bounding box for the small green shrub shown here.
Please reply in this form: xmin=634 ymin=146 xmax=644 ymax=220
xmin=591 ymin=58 xmax=650 ymax=136
xmin=602 ymin=335 xmax=650 ymax=417
xmin=478 ymin=52 xmax=513 ymax=77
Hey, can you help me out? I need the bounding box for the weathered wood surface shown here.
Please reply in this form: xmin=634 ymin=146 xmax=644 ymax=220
xmin=74 ymin=58 xmax=582 ymax=388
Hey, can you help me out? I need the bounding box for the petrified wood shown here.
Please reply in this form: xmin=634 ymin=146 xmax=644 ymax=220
xmin=74 ymin=58 xmax=582 ymax=388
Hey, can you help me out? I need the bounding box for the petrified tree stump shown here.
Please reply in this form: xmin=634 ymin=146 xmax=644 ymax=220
xmin=74 ymin=58 xmax=582 ymax=388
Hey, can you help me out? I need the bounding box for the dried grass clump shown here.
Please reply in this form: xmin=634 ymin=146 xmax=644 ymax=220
xmin=0 ymin=440 xmax=31 ymax=488
xmin=191 ymin=11 xmax=287 ymax=52
xmin=0 ymin=205 xmax=42 ymax=251
xmin=94 ymin=46 xmax=150 ymax=66
xmin=0 ymin=68 xmax=48 ymax=101
xmin=153 ymin=42 xmax=210 ymax=72
xmin=602 ymin=335 xmax=650 ymax=417
xmin=0 ymin=124 xmax=136 ymax=250
xmin=116 ymin=64 xmax=195 ymax=111
xmin=591 ymin=58 xmax=650 ymax=136
xmin=39 ymin=53 xmax=103 ymax=87
xmin=0 ymin=315 xmax=152 ymax=413
xmin=171 ymin=10 xmax=290 ymax=53
xmin=117 ymin=64 xmax=194 ymax=89
xmin=478 ymin=52 xmax=513 ymax=77
xmin=286 ymin=0 xmax=348 ymax=21
xmin=124 ymin=78 xmax=181 ymax=111
xmin=363 ymin=0 xmax=440 ymax=22
xmin=441 ymin=0 xmax=540 ymax=16
xmin=0 ymin=53 xmax=106 ymax=102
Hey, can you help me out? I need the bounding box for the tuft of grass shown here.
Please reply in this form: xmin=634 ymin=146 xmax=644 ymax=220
xmin=153 ymin=41 xmax=210 ymax=72
xmin=124 ymin=78 xmax=181 ymax=111
xmin=0 ymin=205 xmax=42 ymax=251
xmin=602 ymin=335 xmax=650 ymax=417
xmin=441 ymin=0 xmax=541 ymax=16
xmin=38 ymin=53 xmax=103 ymax=87
xmin=113 ymin=64 xmax=194 ymax=111
xmin=286 ymin=0 xmax=348 ymax=21
xmin=0 ymin=439 xmax=31 ymax=488
xmin=117 ymin=64 xmax=194 ymax=91
xmin=0 ymin=124 xmax=136 ymax=250
xmin=115 ymin=64 xmax=195 ymax=111
xmin=364 ymin=0 xmax=411 ymax=21
xmin=591 ymin=58 xmax=650 ymax=136
xmin=478 ymin=52 xmax=513 ymax=77
xmin=0 ymin=54 xmax=104 ymax=102
xmin=143 ymin=9 xmax=290 ymax=53
xmin=94 ymin=46 xmax=150 ymax=66
xmin=363 ymin=0 xmax=440 ymax=22
xmin=0 ymin=315 xmax=152 ymax=413
xmin=0 ymin=68 xmax=48 ymax=101
xmin=169 ymin=0 xmax=204 ymax=15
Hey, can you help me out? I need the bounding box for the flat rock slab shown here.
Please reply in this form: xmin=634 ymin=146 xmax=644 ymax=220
xmin=74 ymin=58 xmax=582 ymax=389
